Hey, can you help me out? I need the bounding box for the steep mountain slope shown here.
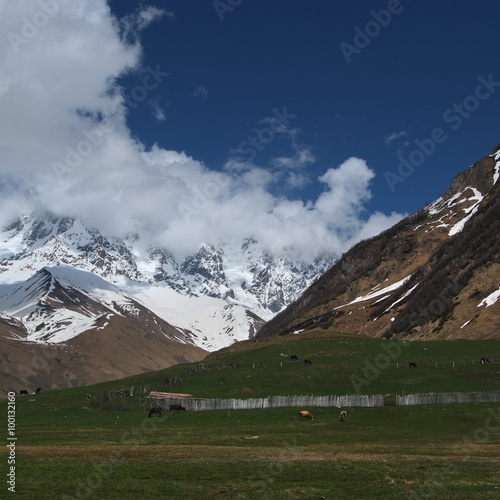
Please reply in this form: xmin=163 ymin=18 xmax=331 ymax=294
xmin=0 ymin=319 xmax=206 ymax=398
xmin=0 ymin=265 xmax=207 ymax=396
xmin=257 ymin=144 xmax=500 ymax=341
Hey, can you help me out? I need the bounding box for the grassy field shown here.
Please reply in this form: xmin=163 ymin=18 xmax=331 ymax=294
xmin=2 ymin=331 xmax=500 ymax=499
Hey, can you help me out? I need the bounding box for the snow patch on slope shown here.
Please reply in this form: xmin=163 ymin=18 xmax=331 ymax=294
xmin=478 ymin=286 xmax=500 ymax=308
xmin=448 ymin=187 xmax=483 ymax=236
xmin=494 ymin=149 xmax=500 ymax=184
xmin=335 ymin=275 xmax=412 ymax=309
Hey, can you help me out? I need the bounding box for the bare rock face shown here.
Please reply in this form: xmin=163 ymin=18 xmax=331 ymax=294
xmin=444 ymin=154 xmax=496 ymax=199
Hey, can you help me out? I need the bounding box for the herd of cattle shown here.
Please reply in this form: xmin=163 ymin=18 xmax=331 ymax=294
xmin=14 ymin=387 xmax=346 ymax=422
xmin=290 ymin=355 xmax=313 ymax=365
xmin=298 ymin=410 xmax=347 ymax=422
xmin=13 ymin=356 xmax=494 ymax=422
xmin=149 ymin=405 xmax=348 ymax=422
xmin=148 ymin=404 xmax=186 ymax=417
xmin=17 ymin=387 xmax=42 ymax=396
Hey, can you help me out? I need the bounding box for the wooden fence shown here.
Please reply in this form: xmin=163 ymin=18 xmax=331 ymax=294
xmin=94 ymin=388 xmax=500 ymax=411
xmin=155 ymin=390 xmax=500 ymax=411
xmin=158 ymin=393 xmax=384 ymax=412
xmin=396 ymin=390 xmax=500 ymax=406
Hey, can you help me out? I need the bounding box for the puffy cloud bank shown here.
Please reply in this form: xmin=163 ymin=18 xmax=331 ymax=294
xmin=0 ymin=0 xmax=403 ymax=260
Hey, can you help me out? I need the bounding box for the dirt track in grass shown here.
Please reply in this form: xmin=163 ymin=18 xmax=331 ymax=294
xmin=13 ymin=443 xmax=500 ymax=463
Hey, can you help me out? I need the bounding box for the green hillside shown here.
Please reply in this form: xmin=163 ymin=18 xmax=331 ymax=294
xmin=2 ymin=331 xmax=500 ymax=499
xmin=79 ymin=330 xmax=500 ymax=400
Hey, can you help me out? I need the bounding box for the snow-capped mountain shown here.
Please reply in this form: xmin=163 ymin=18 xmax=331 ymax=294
xmin=0 ymin=264 xmax=207 ymax=396
xmin=0 ymin=214 xmax=333 ymax=351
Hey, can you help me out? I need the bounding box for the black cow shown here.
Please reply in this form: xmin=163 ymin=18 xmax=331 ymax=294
xmin=481 ymin=357 xmax=490 ymax=364
xmin=148 ymin=407 xmax=162 ymax=417
xmin=408 ymin=362 xmax=417 ymax=368
xmin=19 ymin=389 xmax=28 ymax=396
xmin=290 ymin=355 xmax=298 ymax=361
xmin=169 ymin=404 xmax=186 ymax=413
xmin=35 ymin=387 xmax=42 ymax=394
xmin=304 ymin=359 xmax=312 ymax=365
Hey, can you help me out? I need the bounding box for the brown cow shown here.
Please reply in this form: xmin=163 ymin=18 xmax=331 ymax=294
xmin=339 ymin=410 xmax=347 ymax=422
xmin=298 ymin=410 xmax=313 ymax=421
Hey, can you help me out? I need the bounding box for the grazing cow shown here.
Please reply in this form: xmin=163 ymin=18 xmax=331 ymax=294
xmin=298 ymin=410 xmax=313 ymax=421
xmin=304 ymin=359 xmax=313 ymax=365
xmin=35 ymin=387 xmax=42 ymax=394
xmin=481 ymin=357 xmax=490 ymax=364
xmin=84 ymin=393 xmax=91 ymax=400
xmin=339 ymin=410 xmax=347 ymax=422
xmin=290 ymin=355 xmax=299 ymax=361
xmin=408 ymin=362 xmax=417 ymax=368
xmin=169 ymin=404 xmax=186 ymax=413
xmin=19 ymin=390 xmax=28 ymax=396
xmin=148 ymin=407 xmax=162 ymax=417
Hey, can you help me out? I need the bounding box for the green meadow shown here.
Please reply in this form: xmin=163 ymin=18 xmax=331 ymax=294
xmin=2 ymin=331 xmax=500 ymax=499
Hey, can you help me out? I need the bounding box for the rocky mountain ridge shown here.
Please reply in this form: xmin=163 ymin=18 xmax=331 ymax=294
xmin=0 ymin=211 xmax=332 ymax=393
xmin=0 ymin=214 xmax=333 ymax=350
xmin=257 ymin=144 xmax=500 ymax=341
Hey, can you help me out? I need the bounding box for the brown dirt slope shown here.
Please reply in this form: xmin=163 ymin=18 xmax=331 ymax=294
xmin=0 ymin=310 xmax=207 ymax=398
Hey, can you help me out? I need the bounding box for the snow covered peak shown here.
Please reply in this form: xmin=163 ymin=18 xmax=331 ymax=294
xmin=0 ymin=212 xmax=333 ymax=349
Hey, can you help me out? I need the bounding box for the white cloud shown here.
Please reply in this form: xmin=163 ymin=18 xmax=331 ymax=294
xmin=193 ymin=85 xmax=208 ymax=99
xmin=0 ymin=1 xmax=404 ymax=262
xmin=151 ymin=100 xmax=166 ymax=122
xmin=138 ymin=6 xmax=172 ymax=28
xmin=384 ymin=131 xmax=408 ymax=145
xmin=120 ymin=5 xmax=172 ymax=42
xmin=271 ymin=144 xmax=315 ymax=170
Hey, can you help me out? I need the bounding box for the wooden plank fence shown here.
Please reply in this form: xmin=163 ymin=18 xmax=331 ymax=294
xmin=149 ymin=391 xmax=193 ymax=399
xmin=94 ymin=388 xmax=500 ymax=411
xmin=396 ymin=390 xmax=500 ymax=406
xmin=157 ymin=394 xmax=384 ymax=412
xmin=152 ymin=390 xmax=500 ymax=411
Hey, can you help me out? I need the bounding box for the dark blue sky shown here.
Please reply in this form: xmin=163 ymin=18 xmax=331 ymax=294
xmin=2 ymin=1 xmax=497 ymax=260
xmin=109 ymin=0 xmax=500 ymax=217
